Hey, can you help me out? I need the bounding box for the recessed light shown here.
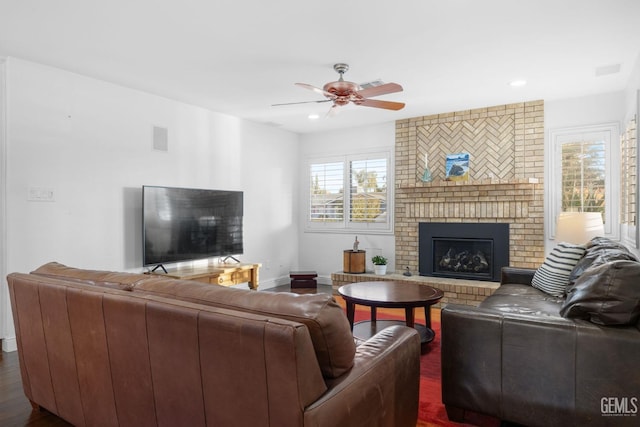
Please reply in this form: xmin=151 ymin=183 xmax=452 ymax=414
xmin=308 ymin=113 xmax=320 ymax=120
xmin=509 ymin=79 xmax=527 ymax=87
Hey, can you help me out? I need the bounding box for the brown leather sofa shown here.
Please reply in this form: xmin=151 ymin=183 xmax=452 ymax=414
xmin=8 ymin=262 xmax=420 ymax=427
xmin=441 ymin=238 xmax=640 ymax=427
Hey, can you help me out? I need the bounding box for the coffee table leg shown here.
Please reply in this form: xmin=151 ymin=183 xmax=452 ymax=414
xmin=405 ymin=307 xmax=415 ymax=328
xmin=346 ymin=302 xmax=355 ymax=330
xmin=371 ymin=306 xmax=377 ymax=322
xmin=424 ymin=305 xmax=431 ymax=329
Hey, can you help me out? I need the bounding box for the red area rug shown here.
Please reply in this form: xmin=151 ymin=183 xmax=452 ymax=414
xmin=350 ymin=307 xmax=472 ymax=427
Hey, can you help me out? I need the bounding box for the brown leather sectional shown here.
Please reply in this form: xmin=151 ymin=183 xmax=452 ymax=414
xmin=441 ymin=238 xmax=640 ymax=427
xmin=8 ymin=262 xmax=420 ymax=427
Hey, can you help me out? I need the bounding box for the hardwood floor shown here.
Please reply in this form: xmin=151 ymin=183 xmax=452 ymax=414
xmin=0 ymin=351 xmax=71 ymax=426
xmin=0 ymin=283 xmax=436 ymax=426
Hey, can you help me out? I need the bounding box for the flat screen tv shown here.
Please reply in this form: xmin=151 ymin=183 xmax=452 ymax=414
xmin=143 ymin=185 xmax=243 ymax=269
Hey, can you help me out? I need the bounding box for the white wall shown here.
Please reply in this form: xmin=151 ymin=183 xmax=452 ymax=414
xmin=624 ymin=53 xmax=640 ymax=124
xmin=298 ymin=122 xmax=396 ymax=282
xmin=4 ymin=54 xmax=639 ymax=351
xmin=1 ymin=58 xmax=300 ymax=350
xmin=544 ymin=91 xmax=626 ymax=131
xmin=544 ymin=51 xmax=640 ymax=255
xmin=0 ymin=59 xmax=8 ymax=351
xmin=543 ymin=91 xmax=631 ymax=255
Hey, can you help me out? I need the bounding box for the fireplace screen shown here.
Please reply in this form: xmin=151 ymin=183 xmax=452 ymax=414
xmin=433 ymin=238 xmax=493 ymax=279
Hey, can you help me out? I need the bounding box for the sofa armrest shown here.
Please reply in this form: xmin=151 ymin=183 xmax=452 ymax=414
xmin=442 ymin=303 xmax=581 ymax=426
xmin=501 ymin=266 xmax=535 ymax=285
xmin=441 ymin=304 xmax=504 ymax=420
xmin=304 ymin=326 xmax=420 ymax=427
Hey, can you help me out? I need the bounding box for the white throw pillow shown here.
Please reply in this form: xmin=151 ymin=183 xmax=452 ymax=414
xmin=531 ymin=242 xmax=586 ymax=297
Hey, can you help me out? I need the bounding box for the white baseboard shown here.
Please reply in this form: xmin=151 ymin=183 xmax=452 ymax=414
xmin=317 ymin=275 xmax=332 ymax=286
xmin=255 ymin=275 xmax=291 ymax=290
xmin=2 ymin=337 xmax=17 ymax=352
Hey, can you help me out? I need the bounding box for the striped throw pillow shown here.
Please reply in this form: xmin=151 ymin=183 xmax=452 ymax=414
xmin=532 ymin=242 xmax=586 ymax=297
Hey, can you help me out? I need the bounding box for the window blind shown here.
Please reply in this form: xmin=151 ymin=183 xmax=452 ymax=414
xmin=561 ymin=140 xmax=606 ymax=217
xmin=309 ymin=161 xmax=344 ymax=222
xmin=621 ymin=118 xmax=637 ymax=225
xmin=349 ymin=158 xmax=387 ymax=223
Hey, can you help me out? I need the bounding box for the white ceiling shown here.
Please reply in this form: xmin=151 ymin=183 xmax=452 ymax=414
xmin=1 ymin=0 xmax=639 ymax=134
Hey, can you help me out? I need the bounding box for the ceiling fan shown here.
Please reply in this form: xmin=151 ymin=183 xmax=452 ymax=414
xmin=273 ymin=63 xmax=405 ymax=115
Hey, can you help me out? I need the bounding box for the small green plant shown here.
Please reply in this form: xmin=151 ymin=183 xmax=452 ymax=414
xmin=371 ymin=255 xmax=388 ymax=265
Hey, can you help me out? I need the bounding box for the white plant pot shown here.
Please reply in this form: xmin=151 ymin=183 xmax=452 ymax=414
xmin=373 ymin=265 xmax=387 ymax=275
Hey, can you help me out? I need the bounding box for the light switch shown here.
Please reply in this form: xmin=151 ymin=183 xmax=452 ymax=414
xmin=28 ymin=187 xmax=55 ymax=202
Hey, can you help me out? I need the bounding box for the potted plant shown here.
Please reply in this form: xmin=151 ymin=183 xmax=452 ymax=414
xmin=372 ymin=255 xmax=388 ymax=275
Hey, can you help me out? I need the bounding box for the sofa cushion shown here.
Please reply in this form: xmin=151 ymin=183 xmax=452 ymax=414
xmin=31 ymin=262 xmax=148 ymax=291
xmin=480 ymin=284 xmax=564 ymax=318
xmin=560 ymin=260 xmax=640 ymax=325
xmin=531 ymin=243 xmax=585 ymax=297
xmin=132 ymin=278 xmax=356 ymax=378
xmin=568 ymin=236 xmax=638 ymax=285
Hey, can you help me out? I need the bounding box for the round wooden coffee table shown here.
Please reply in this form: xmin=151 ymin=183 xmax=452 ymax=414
xmin=338 ymin=281 xmax=443 ymax=345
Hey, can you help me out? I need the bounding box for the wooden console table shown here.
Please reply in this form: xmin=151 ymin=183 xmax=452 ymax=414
xmin=148 ymin=263 xmax=261 ymax=290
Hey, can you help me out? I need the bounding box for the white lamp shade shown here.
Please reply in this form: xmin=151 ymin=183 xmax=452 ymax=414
xmin=555 ymin=212 xmax=604 ymax=245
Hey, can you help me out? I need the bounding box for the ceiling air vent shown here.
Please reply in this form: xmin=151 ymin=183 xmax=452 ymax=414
xmin=359 ymin=79 xmax=385 ymax=89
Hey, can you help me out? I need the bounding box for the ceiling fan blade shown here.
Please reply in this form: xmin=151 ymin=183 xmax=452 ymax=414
xmin=357 ymin=98 xmax=405 ymax=111
xmin=295 ymin=82 xmax=335 ymax=98
xmin=272 ymin=99 xmax=332 ymax=107
xmin=356 ymin=82 xmax=403 ymax=98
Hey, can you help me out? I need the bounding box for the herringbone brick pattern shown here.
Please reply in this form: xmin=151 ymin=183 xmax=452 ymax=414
xmin=416 ymin=116 xmax=515 ymax=182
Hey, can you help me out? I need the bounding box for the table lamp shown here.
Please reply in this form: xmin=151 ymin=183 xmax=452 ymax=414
xmin=555 ymin=212 xmax=604 ymax=245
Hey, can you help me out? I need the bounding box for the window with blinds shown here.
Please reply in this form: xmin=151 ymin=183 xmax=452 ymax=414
xmin=309 ymin=161 xmax=344 ymax=222
xmin=307 ymin=152 xmax=393 ymax=232
xmin=550 ymin=123 xmax=619 ymax=240
xmin=561 ymin=140 xmax=606 ymax=217
xmin=349 ymin=158 xmax=387 ymax=223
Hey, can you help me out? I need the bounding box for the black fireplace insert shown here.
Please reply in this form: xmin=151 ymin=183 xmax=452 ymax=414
xmin=419 ymin=223 xmax=509 ymax=282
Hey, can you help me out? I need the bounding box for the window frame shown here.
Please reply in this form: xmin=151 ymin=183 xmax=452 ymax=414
xmin=620 ymin=114 xmax=637 ymax=247
xmin=548 ymin=123 xmax=620 ymax=241
xmin=305 ymin=149 xmax=394 ymax=234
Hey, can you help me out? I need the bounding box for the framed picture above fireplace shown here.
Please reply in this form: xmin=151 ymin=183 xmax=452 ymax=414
xmin=445 ymin=152 xmax=470 ymax=182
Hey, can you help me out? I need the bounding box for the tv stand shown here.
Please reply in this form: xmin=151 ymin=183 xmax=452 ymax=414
xmin=147 ymin=263 xmax=261 ymax=290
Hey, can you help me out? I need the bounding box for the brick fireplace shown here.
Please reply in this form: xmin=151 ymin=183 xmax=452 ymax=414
xmin=394 ymin=101 xmax=546 ymax=275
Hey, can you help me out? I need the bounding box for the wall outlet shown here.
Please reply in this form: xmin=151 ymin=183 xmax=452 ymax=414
xmin=28 ymin=187 xmax=55 ymax=202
